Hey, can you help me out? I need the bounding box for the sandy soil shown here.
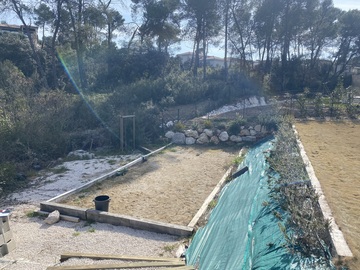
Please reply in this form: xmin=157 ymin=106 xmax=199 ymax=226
xmin=295 ymin=120 xmax=360 ymax=269
xmin=63 ymin=146 xmax=239 ymax=226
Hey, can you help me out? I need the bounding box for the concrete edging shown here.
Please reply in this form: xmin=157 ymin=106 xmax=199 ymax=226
xmin=293 ymin=125 xmax=353 ymax=258
xmin=40 ymin=143 xmax=196 ymax=237
xmin=39 ymin=201 xmax=193 ymax=237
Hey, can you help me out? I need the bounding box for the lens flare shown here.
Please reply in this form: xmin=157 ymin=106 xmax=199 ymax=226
xmin=57 ymin=52 xmax=120 ymax=140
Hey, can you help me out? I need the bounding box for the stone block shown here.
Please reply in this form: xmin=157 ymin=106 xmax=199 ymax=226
xmin=0 ymin=239 xmax=15 ymax=257
xmin=0 ymin=217 xmax=10 ymax=233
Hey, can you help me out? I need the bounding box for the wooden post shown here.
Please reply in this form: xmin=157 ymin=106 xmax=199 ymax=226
xmin=120 ymin=116 xmax=124 ymax=152
xmin=133 ymin=114 xmax=136 ymax=149
xmin=120 ymin=115 xmax=136 ymax=152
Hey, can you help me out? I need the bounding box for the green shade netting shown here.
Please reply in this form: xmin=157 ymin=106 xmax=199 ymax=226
xmin=186 ymin=138 xmax=334 ymax=270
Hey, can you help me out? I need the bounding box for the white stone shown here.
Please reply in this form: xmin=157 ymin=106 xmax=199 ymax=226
xmin=197 ymin=133 xmax=209 ymax=144
xmin=45 ymin=210 xmax=60 ymax=225
xmin=250 ymin=129 xmax=257 ymax=136
xmin=184 ymin=129 xmax=199 ymax=138
xmin=166 ymin=121 xmax=174 ymax=128
xmin=185 ymin=137 xmax=196 ymax=145
xmin=254 ymin=125 xmax=262 ymax=132
xmin=230 ymin=135 xmax=242 ymax=142
xmin=240 ymin=129 xmax=251 ymax=136
xmin=219 ymin=131 xmax=229 ymax=142
xmin=203 ymin=129 xmax=213 ymax=137
xmin=165 ymin=131 xmax=175 ymax=139
xmin=172 ymin=132 xmax=186 ymax=144
xmin=210 ymin=136 xmax=220 ymax=145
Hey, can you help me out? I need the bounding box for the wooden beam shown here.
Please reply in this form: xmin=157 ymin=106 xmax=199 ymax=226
xmin=47 ymin=261 xmax=185 ymax=270
xmin=60 ymin=253 xmax=182 ymax=263
xmin=162 ymin=266 xmax=195 ymax=270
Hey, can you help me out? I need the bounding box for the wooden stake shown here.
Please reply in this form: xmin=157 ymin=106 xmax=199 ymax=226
xmin=60 ymin=253 xmax=182 ymax=263
xmin=47 ymin=261 xmax=185 ymax=270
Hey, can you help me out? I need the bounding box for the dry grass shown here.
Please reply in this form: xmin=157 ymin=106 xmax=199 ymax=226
xmin=295 ymin=120 xmax=360 ymax=269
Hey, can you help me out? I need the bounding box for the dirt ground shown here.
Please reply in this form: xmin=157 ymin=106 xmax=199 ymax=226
xmin=62 ymin=145 xmax=239 ymax=226
xmin=295 ymin=120 xmax=360 ymax=269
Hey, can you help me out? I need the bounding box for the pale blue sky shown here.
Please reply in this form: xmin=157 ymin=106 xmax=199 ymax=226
xmin=1 ymin=0 xmax=360 ymax=57
xmin=333 ymin=0 xmax=360 ymax=11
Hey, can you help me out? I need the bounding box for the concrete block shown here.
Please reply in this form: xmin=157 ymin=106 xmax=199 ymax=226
xmin=86 ymin=210 xmax=193 ymax=237
xmin=0 ymin=217 xmax=10 ymax=232
xmin=0 ymin=230 xmax=13 ymax=245
xmin=0 ymin=239 xmax=16 ymax=257
xmin=40 ymin=202 xmax=87 ymax=220
xmin=86 ymin=210 xmax=131 ymax=228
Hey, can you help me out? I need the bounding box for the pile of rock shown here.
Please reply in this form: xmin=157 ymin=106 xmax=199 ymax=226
xmin=165 ymin=125 xmax=269 ymax=145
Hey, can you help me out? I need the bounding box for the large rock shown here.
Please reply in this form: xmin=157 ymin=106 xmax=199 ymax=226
xmin=184 ymin=129 xmax=199 ymax=138
xmin=165 ymin=131 xmax=175 ymax=139
xmin=203 ymin=129 xmax=213 ymax=137
xmin=210 ymin=136 xmax=220 ymax=145
xmin=172 ymin=132 xmax=186 ymax=144
xmin=185 ymin=137 xmax=196 ymax=145
xmin=219 ymin=131 xmax=229 ymax=142
xmin=250 ymin=129 xmax=257 ymax=136
xmin=45 ymin=210 xmax=60 ymax=225
xmin=240 ymin=129 xmax=251 ymax=136
xmin=230 ymin=135 xmax=242 ymax=142
xmin=254 ymin=125 xmax=262 ymax=132
xmin=197 ymin=133 xmax=210 ymax=144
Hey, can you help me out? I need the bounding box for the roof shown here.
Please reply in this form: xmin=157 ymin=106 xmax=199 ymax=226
xmin=0 ymin=23 xmax=38 ymax=32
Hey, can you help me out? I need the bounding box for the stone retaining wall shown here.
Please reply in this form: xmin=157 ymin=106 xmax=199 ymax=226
xmin=165 ymin=124 xmax=270 ymax=145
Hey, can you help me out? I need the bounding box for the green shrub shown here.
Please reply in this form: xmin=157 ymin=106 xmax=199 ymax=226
xmin=228 ymin=118 xmax=247 ymax=135
xmin=173 ymin=121 xmax=185 ymax=132
xmin=0 ymin=162 xmax=21 ymax=194
xmin=203 ymin=119 xmax=213 ymax=129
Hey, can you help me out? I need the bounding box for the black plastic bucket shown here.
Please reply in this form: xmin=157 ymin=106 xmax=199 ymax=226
xmin=94 ymin=195 xmax=110 ymax=212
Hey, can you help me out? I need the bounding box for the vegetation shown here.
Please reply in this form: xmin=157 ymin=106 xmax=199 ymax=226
xmin=0 ymin=2 xmax=357 ymax=267
xmin=266 ymin=117 xmax=334 ymax=266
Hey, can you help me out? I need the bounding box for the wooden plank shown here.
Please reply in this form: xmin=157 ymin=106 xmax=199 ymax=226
xmin=60 ymin=253 xmax=182 ymax=263
xmin=47 ymin=261 xmax=185 ymax=270
xmin=162 ymin=266 xmax=195 ymax=270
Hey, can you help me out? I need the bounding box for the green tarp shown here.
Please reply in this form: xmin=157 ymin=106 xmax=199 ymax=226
xmin=186 ymin=138 xmax=334 ymax=270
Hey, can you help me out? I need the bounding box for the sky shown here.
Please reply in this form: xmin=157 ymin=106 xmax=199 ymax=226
xmin=1 ymin=0 xmax=360 ymax=57
xmin=333 ymin=0 xmax=360 ymax=11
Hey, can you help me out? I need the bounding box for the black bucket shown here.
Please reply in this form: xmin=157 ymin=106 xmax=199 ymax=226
xmin=94 ymin=195 xmax=110 ymax=212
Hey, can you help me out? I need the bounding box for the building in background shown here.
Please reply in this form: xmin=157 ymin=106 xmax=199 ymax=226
xmin=0 ymin=24 xmax=38 ymax=43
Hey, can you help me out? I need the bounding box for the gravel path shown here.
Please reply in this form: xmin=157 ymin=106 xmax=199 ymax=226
xmin=0 ymin=154 xmax=185 ymax=270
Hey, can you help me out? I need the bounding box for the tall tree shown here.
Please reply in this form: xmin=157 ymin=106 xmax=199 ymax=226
xmin=131 ymin=0 xmax=181 ymax=53
xmin=34 ymin=0 xmax=65 ymax=89
xmin=303 ymin=0 xmax=339 ymax=70
xmin=332 ymin=9 xmax=360 ymax=77
xmin=229 ymin=0 xmax=254 ymax=70
xmin=64 ymin=0 xmax=91 ymax=88
xmin=183 ymin=0 xmax=221 ymax=78
xmin=253 ymin=0 xmax=282 ymax=73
